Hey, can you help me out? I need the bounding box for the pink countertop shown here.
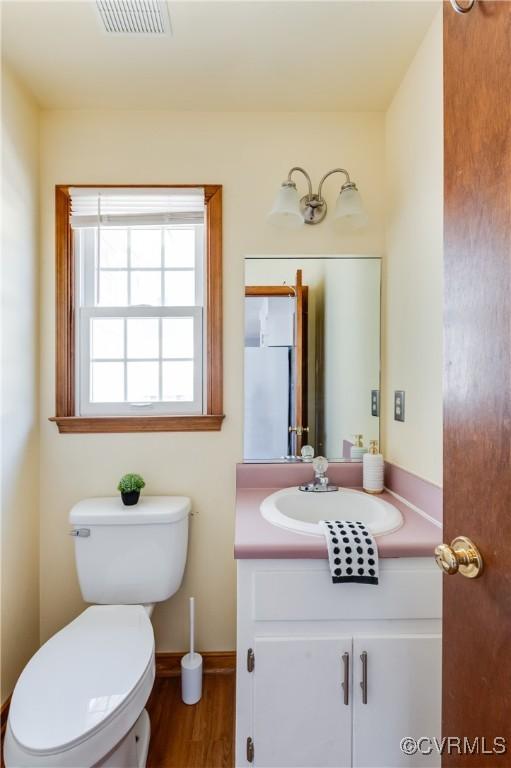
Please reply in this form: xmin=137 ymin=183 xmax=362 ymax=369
xmin=234 ymin=486 xmax=442 ymax=560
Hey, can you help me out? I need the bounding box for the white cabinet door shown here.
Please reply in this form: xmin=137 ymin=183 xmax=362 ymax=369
xmin=253 ymin=636 xmax=352 ymax=768
xmin=352 ymin=635 xmax=441 ymax=768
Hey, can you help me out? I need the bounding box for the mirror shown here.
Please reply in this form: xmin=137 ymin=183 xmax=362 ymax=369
xmin=244 ymin=256 xmax=381 ymax=461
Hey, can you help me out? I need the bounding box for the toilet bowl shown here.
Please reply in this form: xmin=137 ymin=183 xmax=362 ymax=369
xmin=4 ymin=496 xmax=190 ymax=768
xmin=4 ymin=606 xmax=154 ymax=768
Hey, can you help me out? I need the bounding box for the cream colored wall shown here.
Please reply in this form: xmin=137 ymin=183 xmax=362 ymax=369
xmin=382 ymin=9 xmax=443 ymax=486
xmin=2 ymin=23 xmax=443 ymax=666
xmin=1 ymin=64 xmax=40 ymax=703
xmin=39 ymin=110 xmax=385 ymax=650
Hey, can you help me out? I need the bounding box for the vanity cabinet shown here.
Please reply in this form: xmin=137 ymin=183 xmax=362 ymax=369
xmin=351 ymin=634 xmax=441 ymax=768
xmin=253 ymin=636 xmax=353 ymax=768
xmin=236 ymin=558 xmax=442 ymax=768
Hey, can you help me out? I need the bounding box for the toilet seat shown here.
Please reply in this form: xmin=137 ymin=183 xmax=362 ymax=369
xmin=4 ymin=605 xmax=155 ymax=768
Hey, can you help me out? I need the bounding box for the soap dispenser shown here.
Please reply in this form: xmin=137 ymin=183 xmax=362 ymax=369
xmin=350 ymin=434 xmax=368 ymax=460
xmin=363 ymin=440 xmax=384 ymax=494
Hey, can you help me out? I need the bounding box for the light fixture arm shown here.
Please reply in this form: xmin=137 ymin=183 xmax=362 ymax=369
xmin=286 ymin=166 xmax=313 ymax=198
xmin=269 ymin=164 xmax=365 ymax=227
xmin=317 ymin=168 xmax=353 ymax=201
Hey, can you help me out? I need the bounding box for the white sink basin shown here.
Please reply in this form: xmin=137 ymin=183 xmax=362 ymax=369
xmin=260 ymin=486 xmax=403 ymax=537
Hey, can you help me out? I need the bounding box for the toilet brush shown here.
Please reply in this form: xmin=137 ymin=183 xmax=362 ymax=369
xmin=181 ymin=597 xmax=203 ymax=705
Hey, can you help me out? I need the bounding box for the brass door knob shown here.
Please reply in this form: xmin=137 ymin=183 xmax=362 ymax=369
xmin=435 ymin=536 xmax=483 ymax=579
xmin=289 ymin=425 xmax=309 ymax=436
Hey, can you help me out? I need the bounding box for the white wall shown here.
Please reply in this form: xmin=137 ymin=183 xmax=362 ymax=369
xmin=382 ymin=10 xmax=443 ymax=486
xmin=323 ymin=259 xmax=380 ymax=455
xmin=39 ymin=110 xmax=385 ymax=651
xmin=1 ymin=64 xmax=40 ymax=703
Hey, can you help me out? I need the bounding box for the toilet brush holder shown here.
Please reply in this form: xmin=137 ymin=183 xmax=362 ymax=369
xmin=181 ymin=596 xmax=203 ymax=704
xmin=181 ymin=652 xmax=203 ymax=705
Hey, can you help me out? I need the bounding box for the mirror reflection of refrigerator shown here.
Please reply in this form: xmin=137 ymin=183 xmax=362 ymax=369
xmin=244 ymin=296 xmax=295 ymax=460
xmin=244 ymin=347 xmax=290 ymax=460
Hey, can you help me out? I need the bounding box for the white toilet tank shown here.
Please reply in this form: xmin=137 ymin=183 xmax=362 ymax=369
xmin=69 ymin=496 xmax=190 ymax=604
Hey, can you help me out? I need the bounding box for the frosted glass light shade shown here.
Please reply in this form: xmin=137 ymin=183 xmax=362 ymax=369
xmin=267 ymin=183 xmax=304 ymax=229
xmin=334 ymin=186 xmax=368 ymax=229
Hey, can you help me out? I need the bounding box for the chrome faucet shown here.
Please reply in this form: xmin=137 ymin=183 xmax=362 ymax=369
xmin=299 ymin=456 xmax=339 ymax=493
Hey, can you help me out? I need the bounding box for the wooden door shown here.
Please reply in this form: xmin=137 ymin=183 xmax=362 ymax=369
xmin=253 ymin=636 xmax=352 ymax=767
xmin=352 ymin=635 xmax=441 ymax=768
xmin=293 ymin=269 xmax=309 ymax=453
xmin=443 ymin=1 xmax=511 ymax=763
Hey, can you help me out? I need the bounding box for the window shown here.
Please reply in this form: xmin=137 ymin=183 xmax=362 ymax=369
xmin=73 ymin=189 xmax=204 ymax=416
xmin=52 ymin=186 xmax=223 ymax=433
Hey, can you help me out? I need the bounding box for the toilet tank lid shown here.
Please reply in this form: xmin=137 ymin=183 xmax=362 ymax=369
xmin=70 ymin=495 xmax=191 ymax=525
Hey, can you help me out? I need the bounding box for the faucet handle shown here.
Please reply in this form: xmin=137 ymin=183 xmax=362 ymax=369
xmin=312 ymin=456 xmax=328 ymax=476
xmin=301 ymin=445 xmax=315 ymax=462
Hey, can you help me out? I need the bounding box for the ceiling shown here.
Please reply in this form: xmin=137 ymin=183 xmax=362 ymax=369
xmin=1 ymin=1 xmax=439 ymax=111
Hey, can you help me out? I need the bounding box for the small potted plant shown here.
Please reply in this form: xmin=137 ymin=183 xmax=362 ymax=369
xmin=117 ymin=473 xmax=145 ymax=506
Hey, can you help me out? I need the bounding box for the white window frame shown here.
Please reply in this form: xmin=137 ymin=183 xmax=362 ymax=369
xmin=75 ymin=223 xmax=206 ymax=417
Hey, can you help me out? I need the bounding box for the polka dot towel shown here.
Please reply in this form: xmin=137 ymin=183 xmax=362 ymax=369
xmin=319 ymin=520 xmax=379 ymax=585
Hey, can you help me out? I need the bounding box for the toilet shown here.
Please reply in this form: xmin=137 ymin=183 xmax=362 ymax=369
xmin=4 ymin=495 xmax=190 ymax=768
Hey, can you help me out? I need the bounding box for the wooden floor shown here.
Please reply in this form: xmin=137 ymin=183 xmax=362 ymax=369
xmin=0 ymin=672 xmax=235 ymax=768
xmin=146 ymin=672 xmax=235 ymax=768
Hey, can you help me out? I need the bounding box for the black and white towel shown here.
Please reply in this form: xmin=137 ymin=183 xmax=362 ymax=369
xmin=319 ymin=520 xmax=379 ymax=585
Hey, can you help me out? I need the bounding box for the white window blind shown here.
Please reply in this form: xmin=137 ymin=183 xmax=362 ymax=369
xmin=70 ymin=187 xmax=205 ymax=228
xmin=72 ymin=187 xmax=206 ymax=417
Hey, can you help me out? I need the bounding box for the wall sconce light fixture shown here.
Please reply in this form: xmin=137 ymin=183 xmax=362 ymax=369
xmin=268 ymin=166 xmax=368 ymax=230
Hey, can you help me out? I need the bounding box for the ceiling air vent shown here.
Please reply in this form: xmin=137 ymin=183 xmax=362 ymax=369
xmin=95 ymin=1 xmax=171 ymax=35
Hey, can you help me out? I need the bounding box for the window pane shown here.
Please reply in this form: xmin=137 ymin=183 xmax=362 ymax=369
xmin=91 ymin=318 xmax=124 ymax=359
xmin=98 ymin=271 xmax=128 ymax=306
xmin=131 ymin=271 xmax=162 ymax=305
xmin=100 ymin=229 xmax=127 ymax=268
xmin=164 ymin=229 xmax=195 ymax=268
xmin=131 ymin=229 xmax=161 ymax=268
xmin=91 ymin=362 xmax=124 ymax=402
xmin=162 ymin=317 xmax=194 ymax=359
xmin=127 ymin=318 xmax=159 ymax=359
xmin=127 ymin=361 xmax=159 ymax=402
xmin=162 ymin=361 xmax=194 ymax=402
xmin=164 ymin=271 xmax=195 ymax=306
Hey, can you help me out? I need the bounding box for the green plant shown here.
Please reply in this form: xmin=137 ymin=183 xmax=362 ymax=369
xmin=117 ymin=473 xmax=146 ymax=493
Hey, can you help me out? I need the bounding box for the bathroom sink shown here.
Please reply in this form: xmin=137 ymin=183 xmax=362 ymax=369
xmin=260 ymin=487 xmax=403 ymax=537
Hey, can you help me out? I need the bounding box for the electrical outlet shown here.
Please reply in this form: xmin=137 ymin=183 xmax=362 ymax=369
xmin=394 ymin=390 xmax=405 ymax=422
xmin=371 ymin=389 xmax=380 ymax=417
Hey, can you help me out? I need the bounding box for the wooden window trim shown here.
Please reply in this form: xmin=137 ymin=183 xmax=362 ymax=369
xmin=51 ymin=184 xmax=224 ymax=434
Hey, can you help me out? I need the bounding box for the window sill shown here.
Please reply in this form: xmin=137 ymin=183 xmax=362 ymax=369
xmin=50 ymin=414 xmax=225 ymax=433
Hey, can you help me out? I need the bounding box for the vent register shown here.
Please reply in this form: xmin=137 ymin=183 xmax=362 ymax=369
xmin=95 ymin=0 xmax=170 ymax=34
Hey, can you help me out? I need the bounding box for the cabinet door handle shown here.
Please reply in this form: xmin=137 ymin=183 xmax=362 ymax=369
xmin=342 ymin=652 xmax=350 ymax=705
xmin=360 ymin=651 xmax=368 ymax=704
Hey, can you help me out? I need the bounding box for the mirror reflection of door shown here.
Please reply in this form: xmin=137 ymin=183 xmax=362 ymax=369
xmin=293 ymin=269 xmax=309 ymax=455
xmin=244 ymin=270 xmax=308 ymax=460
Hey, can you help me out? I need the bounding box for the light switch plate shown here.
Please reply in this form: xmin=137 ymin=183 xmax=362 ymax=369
xmin=371 ymin=389 xmax=380 ymax=417
xmin=394 ymin=390 xmax=405 ymax=422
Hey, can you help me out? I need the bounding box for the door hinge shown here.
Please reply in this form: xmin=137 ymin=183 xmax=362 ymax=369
xmin=247 ymin=647 xmax=255 ymax=672
xmin=246 ymin=737 xmax=254 ymax=763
